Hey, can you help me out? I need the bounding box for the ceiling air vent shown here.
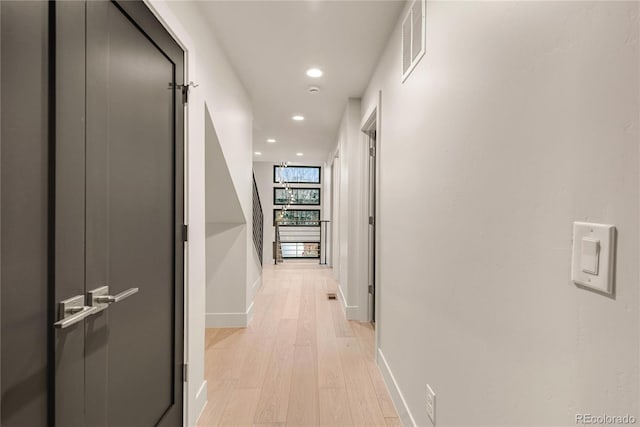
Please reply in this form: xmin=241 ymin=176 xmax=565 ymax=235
xmin=401 ymin=0 xmax=426 ymax=82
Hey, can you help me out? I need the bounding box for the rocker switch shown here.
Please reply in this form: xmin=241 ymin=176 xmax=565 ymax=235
xmin=581 ymin=238 xmax=600 ymax=275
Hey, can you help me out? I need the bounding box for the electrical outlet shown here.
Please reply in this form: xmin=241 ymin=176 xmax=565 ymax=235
xmin=426 ymin=384 xmax=436 ymax=425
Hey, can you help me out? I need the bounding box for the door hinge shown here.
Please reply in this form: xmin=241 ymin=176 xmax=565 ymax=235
xmin=182 ymin=224 xmax=188 ymax=242
xmin=368 ymin=285 xmax=374 ymax=294
xmin=369 ymin=146 xmax=376 ymax=157
xmin=369 ymin=216 xmax=375 ymax=226
xmin=182 ymin=363 xmax=188 ymax=382
xmin=181 ymin=86 xmax=189 ymax=104
xmin=170 ymin=81 xmax=198 ymax=105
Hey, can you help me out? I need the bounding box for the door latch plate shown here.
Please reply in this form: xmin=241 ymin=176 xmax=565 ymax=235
xmin=88 ymin=286 xmax=110 ymax=313
xmin=58 ymin=295 xmax=85 ymax=320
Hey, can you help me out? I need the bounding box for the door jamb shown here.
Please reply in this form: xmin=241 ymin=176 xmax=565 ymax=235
xmin=360 ymin=91 xmax=382 ymax=358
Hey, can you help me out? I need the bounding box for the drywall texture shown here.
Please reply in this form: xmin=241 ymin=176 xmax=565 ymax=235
xmin=361 ymin=1 xmax=639 ymax=425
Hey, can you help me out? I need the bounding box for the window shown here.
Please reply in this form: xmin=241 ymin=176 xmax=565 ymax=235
xmin=273 ymin=187 xmax=320 ymax=206
xmin=273 ymin=209 xmax=320 ymax=226
xmin=273 ymin=165 xmax=321 ymax=184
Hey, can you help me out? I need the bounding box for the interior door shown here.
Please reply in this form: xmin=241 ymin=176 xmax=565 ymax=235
xmin=1 ymin=2 xmax=51 ymax=426
xmin=54 ymin=1 xmax=185 ymax=426
xmin=367 ymin=131 xmax=377 ymax=323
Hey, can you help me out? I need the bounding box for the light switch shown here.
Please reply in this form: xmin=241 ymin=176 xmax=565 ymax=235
xmin=580 ymin=238 xmax=599 ymax=275
xmin=571 ymin=222 xmax=615 ymax=294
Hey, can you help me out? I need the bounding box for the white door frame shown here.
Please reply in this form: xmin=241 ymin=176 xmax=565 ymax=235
xmin=360 ymin=91 xmax=382 ymax=355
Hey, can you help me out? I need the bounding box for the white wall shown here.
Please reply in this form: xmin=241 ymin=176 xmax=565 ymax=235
xmin=145 ymin=1 xmax=260 ymax=425
xmin=253 ymin=161 xmax=325 ymax=264
xmin=331 ymin=153 xmax=341 ymax=280
xmin=357 ymin=2 xmax=639 ymax=426
xmin=331 ymin=99 xmax=370 ymax=321
xmin=203 ymin=105 xmax=258 ymax=328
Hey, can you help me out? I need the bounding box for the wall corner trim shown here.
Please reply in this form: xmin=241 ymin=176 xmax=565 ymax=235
xmin=378 ymin=349 xmax=418 ymax=427
xmin=252 ymin=276 xmax=262 ymax=293
xmin=192 ymin=380 xmax=208 ymax=427
xmin=246 ymin=301 xmax=255 ymax=325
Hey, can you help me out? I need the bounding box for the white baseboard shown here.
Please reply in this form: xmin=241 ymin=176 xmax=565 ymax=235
xmin=192 ymin=380 xmax=207 ymax=427
xmin=337 ymin=284 xmax=359 ymax=320
xmin=378 ymin=348 xmax=417 ymax=427
xmin=205 ymin=302 xmax=253 ymax=328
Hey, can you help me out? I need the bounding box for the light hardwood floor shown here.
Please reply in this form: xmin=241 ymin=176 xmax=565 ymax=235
xmin=198 ymin=262 xmax=400 ymax=427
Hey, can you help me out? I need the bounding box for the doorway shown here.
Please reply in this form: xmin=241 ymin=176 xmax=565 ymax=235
xmin=362 ymin=110 xmax=378 ymax=324
xmin=1 ymin=1 xmax=185 ymax=425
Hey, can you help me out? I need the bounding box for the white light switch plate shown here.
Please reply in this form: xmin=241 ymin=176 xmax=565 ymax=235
xmin=571 ymin=222 xmax=615 ymax=294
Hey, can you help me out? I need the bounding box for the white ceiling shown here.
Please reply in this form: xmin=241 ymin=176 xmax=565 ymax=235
xmin=197 ymin=0 xmax=405 ymax=163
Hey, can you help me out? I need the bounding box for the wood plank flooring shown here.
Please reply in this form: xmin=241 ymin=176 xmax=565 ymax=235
xmin=198 ymin=262 xmax=399 ymax=427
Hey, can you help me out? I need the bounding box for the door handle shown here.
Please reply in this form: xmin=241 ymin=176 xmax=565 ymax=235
xmin=96 ymin=288 xmax=139 ymax=304
xmin=88 ymin=286 xmax=139 ymax=313
xmin=54 ymin=295 xmax=99 ymax=329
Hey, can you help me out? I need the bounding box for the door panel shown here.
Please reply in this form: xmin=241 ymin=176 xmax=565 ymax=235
xmin=86 ymin=2 xmax=176 ymax=425
xmin=59 ymin=1 xmax=184 ymax=425
xmin=0 ymin=2 xmax=50 ymax=426
xmin=86 ymin=2 xmax=184 ymax=425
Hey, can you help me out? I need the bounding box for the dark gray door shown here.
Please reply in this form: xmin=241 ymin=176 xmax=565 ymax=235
xmin=1 ymin=1 xmax=184 ymax=426
xmin=82 ymin=1 xmax=184 ymax=425
xmin=1 ymin=2 xmax=51 ymax=426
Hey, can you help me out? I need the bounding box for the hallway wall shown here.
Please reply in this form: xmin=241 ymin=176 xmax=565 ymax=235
xmin=360 ymin=1 xmax=640 ymax=425
xmin=331 ymin=99 xmax=369 ymax=320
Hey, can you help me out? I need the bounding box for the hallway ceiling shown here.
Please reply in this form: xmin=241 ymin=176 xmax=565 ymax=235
xmin=197 ymin=0 xmax=405 ymax=163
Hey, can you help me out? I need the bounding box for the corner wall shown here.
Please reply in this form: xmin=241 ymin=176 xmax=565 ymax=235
xmin=361 ymin=2 xmax=639 ymax=426
xmin=331 ymin=99 xmax=369 ymax=321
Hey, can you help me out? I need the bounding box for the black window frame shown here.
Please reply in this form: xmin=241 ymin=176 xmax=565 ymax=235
xmin=272 ymin=165 xmax=321 ymax=184
xmin=273 ymin=187 xmax=321 ymax=206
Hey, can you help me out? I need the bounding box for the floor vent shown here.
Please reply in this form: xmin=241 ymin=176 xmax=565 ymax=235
xmin=402 ymin=0 xmax=426 ymax=82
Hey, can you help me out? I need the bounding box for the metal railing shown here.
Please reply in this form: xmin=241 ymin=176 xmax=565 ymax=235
xmin=273 ymin=219 xmax=330 ymax=265
xmin=274 ymin=220 xmax=283 ymax=264
xmin=252 ymin=173 xmax=264 ymax=265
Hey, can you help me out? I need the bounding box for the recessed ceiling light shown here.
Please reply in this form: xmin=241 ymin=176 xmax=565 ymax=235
xmin=254 ymin=151 xmax=262 ymax=156
xmin=292 ymin=115 xmax=305 ymax=121
xmin=306 ymin=68 xmax=323 ymax=78
xmin=267 ymin=138 xmax=276 ymax=143
xmin=296 ymin=152 xmax=304 ymax=156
